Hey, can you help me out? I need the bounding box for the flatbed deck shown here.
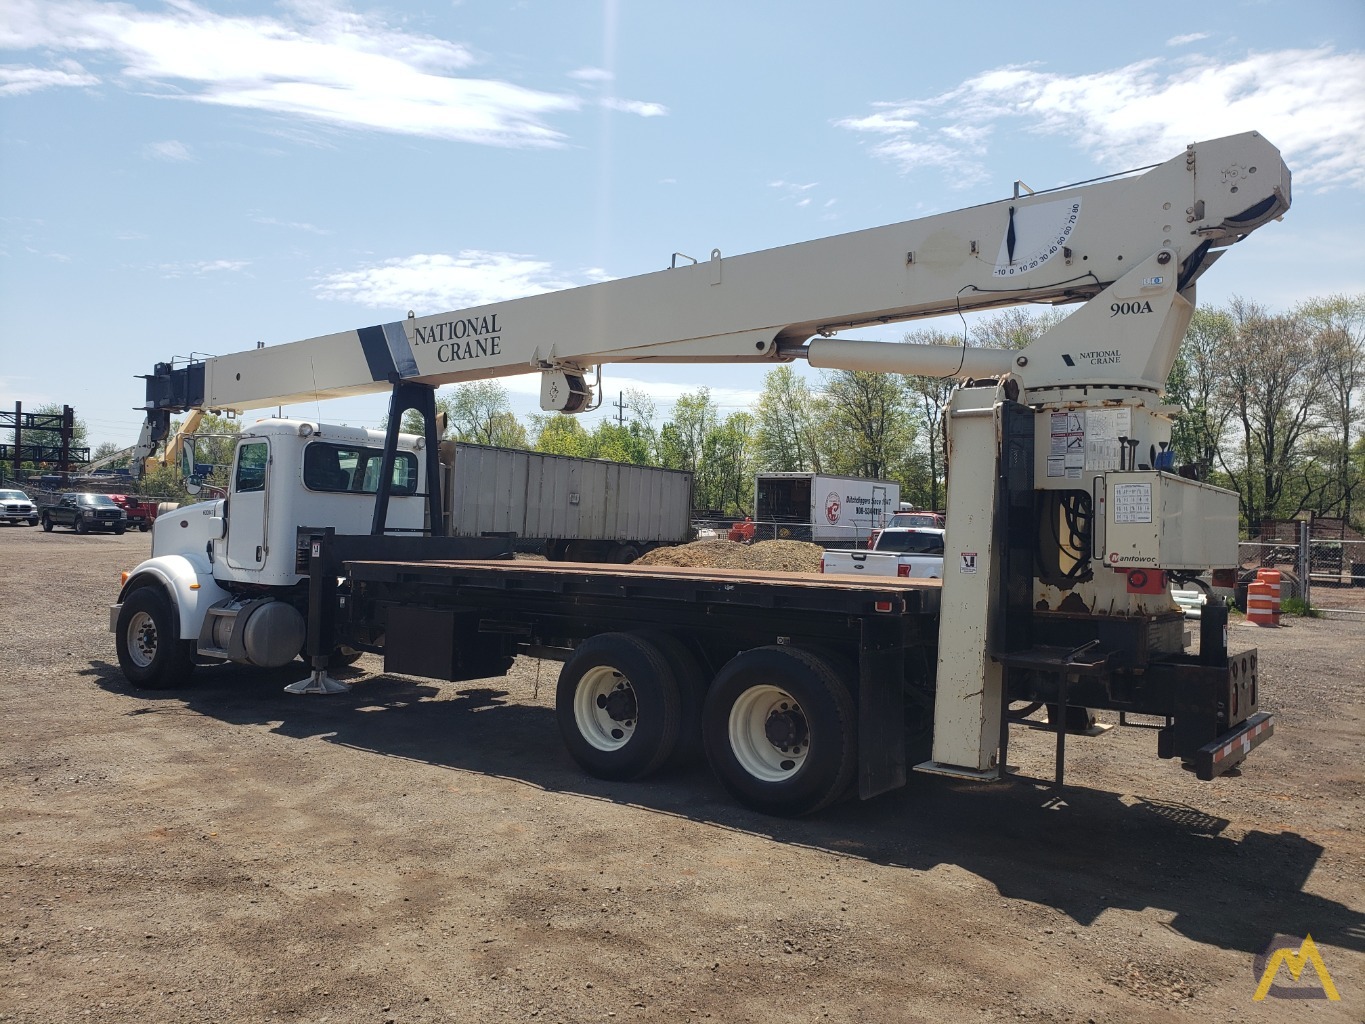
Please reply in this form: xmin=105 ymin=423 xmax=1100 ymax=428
xmin=343 ymin=558 xmax=942 ymax=617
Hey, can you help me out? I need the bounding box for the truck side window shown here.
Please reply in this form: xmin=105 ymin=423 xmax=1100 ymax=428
xmin=234 ymin=442 xmax=268 ymax=493
xmin=304 ymin=442 xmax=417 ymax=496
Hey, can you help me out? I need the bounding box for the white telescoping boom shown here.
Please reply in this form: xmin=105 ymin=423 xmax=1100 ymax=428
xmin=136 ymin=131 xmax=1287 ymax=451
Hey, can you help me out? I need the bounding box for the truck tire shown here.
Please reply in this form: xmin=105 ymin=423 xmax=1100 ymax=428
xmin=115 ymin=587 xmax=196 ymax=689
xmin=75 ymin=517 xmax=89 ymax=535
xmin=114 ymin=524 xmax=127 ymax=535
xmin=703 ymin=646 xmax=857 ymax=817
xmin=612 ymin=542 xmax=641 ymax=564
xmin=139 ymin=523 xmax=150 ymax=533
xmin=636 ymin=630 xmax=709 ymax=769
xmin=41 ymin=514 xmax=53 ymax=532
xmin=556 ymin=632 xmax=683 ymax=781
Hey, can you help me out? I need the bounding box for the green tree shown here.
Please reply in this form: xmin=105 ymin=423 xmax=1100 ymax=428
xmin=589 ymin=420 xmax=653 ymax=465
xmin=970 ymin=307 xmax=1067 ymax=350
xmin=406 ymin=382 xmax=528 ymax=448
xmin=531 ymin=414 xmax=592 ymax=457
xmin=1217 ymin=298 xmax=1329 ymax=531
xmin=621 ymin=388 xmax=661 ymax=464
xmin=1166 ymin=307 xmax=1236 ymax=479
xmin=898 ymin=328 xmax=962 ymax=510
xmin=754 ymin=366 xmax=822 ymax=473
xmin=816 ymin=370 xmax=915 ymax=482
xmin=705 ymin=411 xmax=758 ymax=514
xmin=659 ymin=389 xmax=721 ymax=509
xmin=1297 ymin=293 xmax=1365 ymax=526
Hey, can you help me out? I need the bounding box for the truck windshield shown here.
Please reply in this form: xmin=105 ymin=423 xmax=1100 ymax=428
xmin=876 ymin=531 xmax=944 ymax=555
xmin=889 ymin=514 xmax=940 ymax=529
xmin=303 ymin=441 xmax=417 ymax=496
xmin=0 ymin=490 xmax=27 ymax=501
xmin=79 ymin=494 xmax=119 ymax=507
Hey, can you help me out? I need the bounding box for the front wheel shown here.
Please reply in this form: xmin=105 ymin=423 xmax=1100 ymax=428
xmin=114 ymin=525 xmax=127 ymax=535
xmin=41 ymin=514 xmax=53 ymax=532
xmin=703 ymin=646 xmax=857 ymax=817
xmin=74 ymin=517 xmax=89 ymax=535
xmin=139 ymin=523 xmax=150 ymax=533
xmin=115 ymin=587 xmax=196 ymax=689
xmin=556 ymin=633 xmax=683 ymax=781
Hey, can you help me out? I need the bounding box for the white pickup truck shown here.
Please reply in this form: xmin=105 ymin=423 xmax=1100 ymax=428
xmin=820 ymin=527 xmax=945 ymax=578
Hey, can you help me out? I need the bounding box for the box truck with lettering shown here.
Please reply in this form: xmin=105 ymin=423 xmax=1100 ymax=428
xmin=752 ymin=472 xmax=899 ymax=547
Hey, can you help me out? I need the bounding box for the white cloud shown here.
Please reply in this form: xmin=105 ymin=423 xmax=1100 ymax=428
xmin=158 ymin=258 xmax=252 ymax=278
xmin=1 ymin=0 xmax=579 ymax=147
xmin=838 ymin=48 xmax=1365 ymax=191
xmin=252 ymin=215 xmax=330 ymax=234
xmin=569 ymin=66 xmax=614 ymax=83
xmin=145 ymin=139 xmax=192 ymax=161
xmin=313 ymin=251 xmax=585 ymax=310
xmin=1167 ymin=32 xmax=1210 ymax=46
xmin=600 ymin=96 xmax=668 ymax=117
xmin=769 ymin=180 xmax=823 ymax=207
xmin=0 ymin=61 xmax=98 ymax=96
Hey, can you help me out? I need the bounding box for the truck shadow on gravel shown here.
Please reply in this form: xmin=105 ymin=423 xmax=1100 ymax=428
xmin=87 ymin=658 xmax=1364 ymax=962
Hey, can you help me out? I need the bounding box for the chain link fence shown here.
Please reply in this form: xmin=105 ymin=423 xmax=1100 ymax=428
xmin=1308 ymin=539 xmax=1365 ymax=616
xmin=1236 ymin=536 xmax=1365 ymax=617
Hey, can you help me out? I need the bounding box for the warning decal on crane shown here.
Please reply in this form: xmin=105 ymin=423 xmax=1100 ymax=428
xmin=1047 ymin=411 xmax=1085 ymax=479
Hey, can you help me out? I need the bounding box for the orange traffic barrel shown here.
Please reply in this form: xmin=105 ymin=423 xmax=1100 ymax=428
xmin=1256 ymin=569 xmax=1282 ymax=624
xmin=1246 ymin=581 xmax=1279 ymax=626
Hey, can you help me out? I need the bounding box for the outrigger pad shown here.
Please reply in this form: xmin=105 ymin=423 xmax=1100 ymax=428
xmin=284 ymin=670 xmax=349 ymax=695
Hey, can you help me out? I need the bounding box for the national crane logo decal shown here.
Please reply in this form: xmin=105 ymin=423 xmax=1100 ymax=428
xmin=1252 ymin=934 xmax=1340 ymax=1001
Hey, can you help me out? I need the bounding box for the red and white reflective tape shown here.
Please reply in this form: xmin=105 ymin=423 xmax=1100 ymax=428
xmin=1213 ymin=717 xmax=1272 ymax=764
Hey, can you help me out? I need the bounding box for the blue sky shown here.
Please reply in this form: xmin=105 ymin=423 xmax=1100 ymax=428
xmin=3 ymin=0 xmax=1364 ymax=450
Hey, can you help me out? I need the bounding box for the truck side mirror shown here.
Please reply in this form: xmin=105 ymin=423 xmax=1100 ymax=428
xmin=181 ymin=439 xmax=202 ymax=496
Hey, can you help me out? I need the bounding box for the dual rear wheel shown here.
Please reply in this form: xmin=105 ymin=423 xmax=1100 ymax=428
xmin=556 ymin=636 xmax=856 ymax=817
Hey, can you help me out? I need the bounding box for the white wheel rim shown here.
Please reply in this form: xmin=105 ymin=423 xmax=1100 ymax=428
xmin=573 ymin=665 xmax=637 ymax=751
xmin=125 ymin=610 xmax=159 ymax=669
xmin=728 ymin=684 xmax=809 ymax=781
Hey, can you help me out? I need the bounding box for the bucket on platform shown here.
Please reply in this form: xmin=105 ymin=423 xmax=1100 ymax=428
xmin=1247 ymin=580 xmax=1280 ymax=627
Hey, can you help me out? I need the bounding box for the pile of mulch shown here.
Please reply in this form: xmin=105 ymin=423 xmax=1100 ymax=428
xmin=636 ymin=539 xmax=823 ymax=572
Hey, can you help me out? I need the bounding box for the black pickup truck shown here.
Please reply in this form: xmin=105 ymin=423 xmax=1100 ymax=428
xmin=40 ymin=493 xmax=128 ymax=534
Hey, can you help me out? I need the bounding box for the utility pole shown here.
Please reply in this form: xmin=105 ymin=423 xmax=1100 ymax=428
xmin=613 ymin=391 xmax=628 ymax=427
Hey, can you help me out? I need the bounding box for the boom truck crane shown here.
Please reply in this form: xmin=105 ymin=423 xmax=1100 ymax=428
xmin=114 ymin=131 xmax=1288 ymax=816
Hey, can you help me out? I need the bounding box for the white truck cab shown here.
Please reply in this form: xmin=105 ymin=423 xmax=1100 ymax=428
xmin=212 ymin=419 xmax=426 ymax=587
xmin=114 ymin=419 xmax=428 ymax=684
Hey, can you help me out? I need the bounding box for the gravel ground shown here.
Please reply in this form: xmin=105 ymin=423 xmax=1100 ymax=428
xmin=1 ymin=527 xmax=1362 ymax=1023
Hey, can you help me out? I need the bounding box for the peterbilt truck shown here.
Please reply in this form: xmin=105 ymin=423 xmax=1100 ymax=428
xmin=113 ymin=132 xmax=1286 ymax=816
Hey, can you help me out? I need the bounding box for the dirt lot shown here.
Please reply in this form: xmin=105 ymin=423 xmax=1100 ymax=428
xmin=2 ymin=527 xmax=1362 ymax=1023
